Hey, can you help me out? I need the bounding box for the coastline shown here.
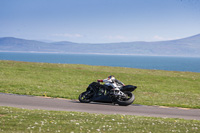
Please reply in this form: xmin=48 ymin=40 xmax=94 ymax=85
xmin=0 ymin=51 xmax=200 ymax=58
xmin=0 ymin=52 xmax=200 ymax=73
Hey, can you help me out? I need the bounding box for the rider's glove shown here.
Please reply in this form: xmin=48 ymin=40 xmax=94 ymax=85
xmin=97 ymin=79 xmax=103 ymax=82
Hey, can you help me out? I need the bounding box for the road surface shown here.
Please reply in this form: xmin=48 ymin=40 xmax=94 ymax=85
xmin=0 ymin=93 xmax=199 ymax=120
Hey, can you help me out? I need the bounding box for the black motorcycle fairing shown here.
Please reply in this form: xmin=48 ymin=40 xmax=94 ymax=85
xmin=87 ymin=82 xmax=102 ymax=93
xmin=120 ymin=85 xmax=137 ymax=92
xmin=86 ymin=82 xmax=112 ymax=102
xmin=92 ymin=95 xmax=112 ymax=103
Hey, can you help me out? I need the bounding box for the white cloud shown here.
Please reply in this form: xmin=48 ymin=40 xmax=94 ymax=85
xmin=153 ymin=35 xmax=179 ymax=41
xmin=153 ymin=35 xmax=165 ymax=41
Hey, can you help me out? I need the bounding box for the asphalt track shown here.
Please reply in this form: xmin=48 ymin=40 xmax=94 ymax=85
xmin=0 ymin=93 xmax=200 ymax=120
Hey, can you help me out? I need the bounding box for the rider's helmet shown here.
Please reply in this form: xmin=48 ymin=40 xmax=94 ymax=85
xmin=107 ymin=75 xmax=115 ymax=82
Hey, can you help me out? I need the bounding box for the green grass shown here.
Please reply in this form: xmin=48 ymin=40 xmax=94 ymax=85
xmin=0 ymin=106 xmax=200 ymax=133
xmin=0 ymin=60 xmax=200 ymax=108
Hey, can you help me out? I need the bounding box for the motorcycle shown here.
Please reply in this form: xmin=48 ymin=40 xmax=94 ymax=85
xmin=79 ymin=82 xmax=137 ymax=106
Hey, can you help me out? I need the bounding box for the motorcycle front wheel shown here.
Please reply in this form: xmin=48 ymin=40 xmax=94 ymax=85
xmin=116 ymin=91 xmax=135 ymax=106
xmin=78 ymin=91 xmax=93 ymax=103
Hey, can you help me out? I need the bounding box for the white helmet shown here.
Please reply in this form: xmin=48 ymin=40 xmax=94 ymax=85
xmin=107 ymin=75 xmax=115 ymax=82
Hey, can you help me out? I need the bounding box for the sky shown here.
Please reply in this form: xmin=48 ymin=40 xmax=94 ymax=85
xmin=0 ymin=0 xmax=200 ymax=43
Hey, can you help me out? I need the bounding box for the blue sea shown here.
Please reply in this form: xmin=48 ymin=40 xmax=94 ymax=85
xmin=0 ymin=52 xmax=200 ymax=73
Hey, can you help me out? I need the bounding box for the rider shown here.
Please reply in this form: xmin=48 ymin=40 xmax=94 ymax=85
xmin=97 ymin=75 xmax=125 ymax=90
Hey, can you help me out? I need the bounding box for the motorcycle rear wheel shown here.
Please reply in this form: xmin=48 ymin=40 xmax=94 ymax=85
xmin=116 ymin=91 xmax=135 ymax=106
xmin=79 ymin=91 xmax=93 ymax=103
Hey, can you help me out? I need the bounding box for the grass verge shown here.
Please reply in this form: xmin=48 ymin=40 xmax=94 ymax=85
xmin=0 ymin=60 xmax=200 ymax=108
xmin=0 ymin=106 xmax=200 ymax=133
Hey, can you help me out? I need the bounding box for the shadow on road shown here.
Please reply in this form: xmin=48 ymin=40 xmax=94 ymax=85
xmin=70 ymin=100 xmax=142 ymax=107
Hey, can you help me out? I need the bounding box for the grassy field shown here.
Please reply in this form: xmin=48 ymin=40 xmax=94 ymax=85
xmin=0 ymin=106 xmax=200 ymax=133
xmin=0 ymin=60 xmax=200 ymax=108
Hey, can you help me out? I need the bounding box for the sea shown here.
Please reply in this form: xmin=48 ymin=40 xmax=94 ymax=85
xmin=0 ymin=52 xmax=200 ymax=73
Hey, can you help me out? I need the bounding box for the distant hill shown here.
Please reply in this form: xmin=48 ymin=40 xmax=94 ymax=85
xmin=0 ymin=34 xmax=200 ymax=57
